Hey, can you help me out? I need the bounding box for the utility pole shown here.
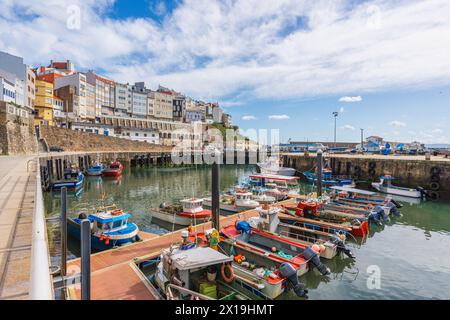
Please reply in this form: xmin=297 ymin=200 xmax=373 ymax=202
xmin=333 ymin=112 xmax=339 ymax=148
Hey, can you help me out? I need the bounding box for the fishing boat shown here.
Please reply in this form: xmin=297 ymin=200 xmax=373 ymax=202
xmin=67 ymin=207 xmax=140 ymax=250
xmin=257 ymin=159 xmax=296 ymax=176
xmin=50 ymin=168 xmax=84 ymax=190
xmin=203 ymin=192 xmax=260 ymax=213
xmin=303 ymin=169 xmax=355 ymax=187
xmin=247 ymin=174 xmax=300 ymax=201
xmin=372 ymin=175 xmax=422 ymax=198
xmin=282 ymin=200 xmax=370 ymax=238
xmin=248 ymin=206 xmax=338 ymax=260
xmin=102 ymin=161 xmax=123 ymax=177
xmin=221 ymin=221 xmax=309 ymax=276
xmin=219 ymin=238 xmax=307 ymax=299
xmin=150 ymin=244 xmax=255 ymax=300
xmin=85 ymin=162 xmax=105 ymax=176
xmin=150 ymin=198 xmax=211 ymax=226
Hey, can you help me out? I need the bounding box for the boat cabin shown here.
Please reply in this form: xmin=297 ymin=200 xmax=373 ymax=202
xmin=89 ymin=210 xmax=132 ymax=234
xmin=156 ymin=246 xmax=233 ymax=300
xmin=180 ymin=199 xmax=205 ymax=214
xmin=63 ymin=169 xmax=82 ymax=181
xmin=235 ymin=192 xmax=253 ymax=201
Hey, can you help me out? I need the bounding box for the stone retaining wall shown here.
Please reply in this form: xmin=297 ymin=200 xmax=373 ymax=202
xmin=282 ymin=153 xmax=450 ymax=200
xmin=40 ymin=126 xmax=171 ymax=153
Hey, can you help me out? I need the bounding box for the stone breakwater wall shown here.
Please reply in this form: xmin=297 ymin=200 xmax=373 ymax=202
xmin=282 ymin=153 xmax=450 ymax=200
xmin=40 ymin=126 xmax=171 ymax=153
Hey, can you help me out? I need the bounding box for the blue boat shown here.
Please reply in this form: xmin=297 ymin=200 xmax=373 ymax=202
xmin=303 ymin=169 xmax=354 ymax=187
xmin=85 ymin=162 xmax=105 ymax=176
xmin=67 ymin=208 xmax=140 ymax=251
xmin=51 ymin=169 xmax=84 ymax=190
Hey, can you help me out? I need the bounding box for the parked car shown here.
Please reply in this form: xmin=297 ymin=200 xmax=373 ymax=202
xmin=49 ymin=146 xmax=65 ymax=152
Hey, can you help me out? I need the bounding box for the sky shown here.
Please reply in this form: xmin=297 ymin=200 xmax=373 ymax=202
xmin=0 ymin=0 xmax=449 ymax=143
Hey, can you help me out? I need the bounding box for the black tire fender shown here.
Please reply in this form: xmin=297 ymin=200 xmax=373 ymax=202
xmin=429 ymin=182 xmax=440 ymax=191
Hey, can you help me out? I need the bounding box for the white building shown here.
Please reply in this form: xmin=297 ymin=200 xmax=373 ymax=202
xmin=212 ymin=105 xmax=223 ymax=123
xmin=118 ymin=128 xmax=160 ymax=144
xmin=115 ymin=83 xmax=132 ymax=117
xmin=131 ymin=90 xmax=147 ymax=118
xmin=0 ymin=76 xmax=16 ymax=104
xmin=0 ymin=51 xmax=35 ymax=112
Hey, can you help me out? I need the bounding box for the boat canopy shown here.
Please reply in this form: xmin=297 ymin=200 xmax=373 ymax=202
xmin=330 ymin=186 xmax=376 ymax=196
xmin=249 ymin=174 xmax=300 ymax=182
xmin=89 ymin=213 xmax=131 ymax=223
xmin=169 ymin=247 xmax=232 ymax=271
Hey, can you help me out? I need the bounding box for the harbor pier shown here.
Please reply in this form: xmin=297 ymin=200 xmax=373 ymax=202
xmin=282 ymin=153 xmax=450 ymax=200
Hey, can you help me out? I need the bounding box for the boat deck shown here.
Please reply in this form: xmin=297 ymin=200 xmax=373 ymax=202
xmin=65 ymin=201 xmax=294 ymax=300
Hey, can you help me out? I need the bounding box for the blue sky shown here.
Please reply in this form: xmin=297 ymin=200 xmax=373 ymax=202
xmin=1 ymin=0 xmax=449 ymax=143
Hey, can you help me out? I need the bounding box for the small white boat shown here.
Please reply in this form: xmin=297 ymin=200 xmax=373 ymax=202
xmin=257 ymin=159 xmax=296 ymax=176
xmin=372 ymin=175 xmax=422 ymax=198
xmin=203 ymin=192 xmax=260 ymax=213
xmin=150 ymin=198 xmax=211 ymax=226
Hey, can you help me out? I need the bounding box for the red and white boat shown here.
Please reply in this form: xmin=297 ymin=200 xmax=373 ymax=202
xmin=149 ymin=198 xmax=211 ymax=226
xmin=221 ymin=222 xmax=309 ymax=276
xmin=102 ymin=161 xmax=123 ymax=177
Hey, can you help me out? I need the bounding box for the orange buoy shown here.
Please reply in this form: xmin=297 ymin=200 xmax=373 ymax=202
xmin=221 ymin=263 xmax=235 ymax=283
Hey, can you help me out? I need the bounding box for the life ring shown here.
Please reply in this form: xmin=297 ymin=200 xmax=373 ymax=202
xmin=427 ymin=191 xmax=440 ymax=200
xmin=111 ymin=209 xmax=124 ymax=216
xmin=429 ymin=182 xmax=440 ymax=191
xmin=221 ymin=263 xmax=235 ymax=283
xmin=365 ymin=204 xmax=373 ymax=211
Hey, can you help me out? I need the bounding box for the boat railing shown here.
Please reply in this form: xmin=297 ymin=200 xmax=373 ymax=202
xmin=167 ymin=284 xmax=215 ymax=300
xmin=30 ymin=159 xmax=54 ymax=300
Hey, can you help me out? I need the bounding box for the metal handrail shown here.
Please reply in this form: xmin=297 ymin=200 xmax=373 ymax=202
xmin=30 ymin=160 xmax=54 ymax=300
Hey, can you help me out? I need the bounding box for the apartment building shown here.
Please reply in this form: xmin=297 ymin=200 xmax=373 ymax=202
xmin=173 ymin=95 xmax=186 ymax=121
xmin=85 ymin=71 xmax=115 ymax=117
xmin=54 ymin=73 xmax=88 ymax=119
xmin=115 ymin=82 xmax=132 ymax=117
xmin=0 ymin=51 xmax=35 ymax=113
xmin=34 ymin=80 xmax=54 ymax=126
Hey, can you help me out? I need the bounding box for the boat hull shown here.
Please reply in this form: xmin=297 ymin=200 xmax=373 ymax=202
xmin=203 ymin=199 xmax=258 ymax=213
xmin=150 ymin=209 xmax=211 ymax=226
xmin=372 ymin=182 xmax=421 ymax=198
xmin=67 ymin=218 xmax=139 ymax=250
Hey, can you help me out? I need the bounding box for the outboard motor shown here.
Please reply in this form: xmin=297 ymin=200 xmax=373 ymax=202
xmin=279 ymin=263 xmax=308 ymax=298
xmin=416 ymin=187 xmax=429 ymax=201
xmin=159 ymin=202 xmax=166 ymax=209
xmin=302 ymin=247 xmax=330 ymax=276
xmin=373 ymin=205 xmax=389 ymax=222
xmin=385 ymin=201 xmax=401 ymax=217
xmin=389 ymin=198 xmax=403 ymax=209
xmin=366 ymin=211 xmax=382 ymax=226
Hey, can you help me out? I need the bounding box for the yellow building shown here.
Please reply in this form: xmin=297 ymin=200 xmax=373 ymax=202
xmin=34 ymin=80 xmax=54 ymax=126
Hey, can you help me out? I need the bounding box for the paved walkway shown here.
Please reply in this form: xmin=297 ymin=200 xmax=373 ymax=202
xmin=0 ymin=156 xmax=36 ymax=300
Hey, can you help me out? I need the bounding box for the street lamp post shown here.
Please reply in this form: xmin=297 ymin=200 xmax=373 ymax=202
xmin=360 ymin=128 xmax=364 ymax=153
xmin=333 ymin=112 xmax=339 ymax=148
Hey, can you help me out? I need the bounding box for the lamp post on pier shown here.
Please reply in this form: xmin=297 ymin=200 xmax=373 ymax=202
xmin=333 ymin=112 xmax=339 ymax=148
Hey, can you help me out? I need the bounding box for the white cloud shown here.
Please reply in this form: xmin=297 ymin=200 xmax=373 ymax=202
xmin=389 ymin=120 xmax=406 ymax=128
xmin=242 ymin=115 xmax=257 ymax=120
xmin=269 ymin=115 xmax=290 ymax=120
xmin=339 ymin=96 xmax=363 ymax=103
xmin=341 ymin=124 xmax=356 ymax=131
xmin=339 ymin=107 xmax=345 ymax=113
xmin=1 ymin=0 xmax=450 ymax=102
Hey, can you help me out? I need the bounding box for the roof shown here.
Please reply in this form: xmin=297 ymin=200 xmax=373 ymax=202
xmin=89 ymin=213 xmax=131 ymax=223
xmin=169 ymin=247 xmax=232 ymax=271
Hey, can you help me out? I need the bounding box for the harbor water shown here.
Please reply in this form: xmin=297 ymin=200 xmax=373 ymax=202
xmin=44 ymin=164 xmax=450 ymax=300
